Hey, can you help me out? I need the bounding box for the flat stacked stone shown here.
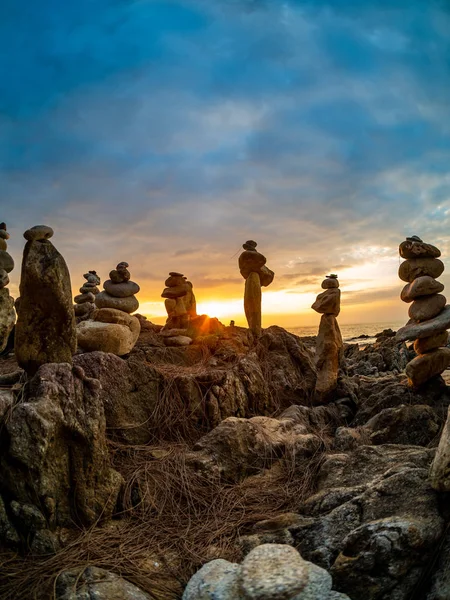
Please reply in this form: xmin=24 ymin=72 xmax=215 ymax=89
xmin=74 ymin=271 xmax=100 ymax=321
xmin=183 ymin=277 xmax=197 ymax=319
xmin=77 ymin=262 xmax=141 ymax=356
xmin=312 ymin=274 xmax=343 ymax=402
xmin=238 ymin=240 xmax=275 ymax=338
xmin=161 ymin=272 xmax=190 ymax=330
xmin=0 ymin=223 xmax=16 ymax=353
xmin=396 ymin=236 xmax=450 ymax=387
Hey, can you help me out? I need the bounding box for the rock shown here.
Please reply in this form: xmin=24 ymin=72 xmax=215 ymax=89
xmin=414 ymin=331 xmax=449 ymax=354
xmin=95 ymin=291 xmax=139 ymax=313
xmin=0 ymin=363 xmax=123 ymax=535
xmin=364 ymin=404 xmax=440 ymax=446
xmin=259 ymin=265 xmax=275 ymax=287
xmin=430 ymin=406 xmax=450 ymax=491
xmin=163 ymin=335 xmax=192 ymax=347
xmin=0 ymin=228 xmax=10 ymax=240
xmin=322 ymin=278 xmax=339 ymax=289
xmin=244 ymin=271 xmax=262 ymax=338
xmin=0 ymin=250 xmax=14 ymax=273
xmin=427 ymin=526 xmax=450 ymax=599
xmin=161 ymin=285 xmax=188 ymax=299
xmin=103 ymin=279 xmax=140 ymax=298
xmin=405 ymin=348 xmax=450 ymax=386
xmin=23 ymin=225 xmax=54 ymax=241
xmin=110 ymin=262 xmax=131 ymax=283
xmin=0 ymin=268 xmax=9 ymax=287
xmin=314 ymin=314 xmax=343 ymax=401
xmin=165 ymin=272 xmax=185 ymax=287
xmin=311 ymin=289 xmax=341 ymax=316
xmin=398 ymin=258 xmax=444 ymax=282
xmin=182 ymin=559 xmax=241 ymax=600
xmin=396 ymin=305 xmax=450 ymax=341
xmin=239 ymin=544 xmax=308 ymax=599
xmin=401 ymin=276 xmax=445 ymax=302
xmin=77 ymin=309 xmax=141 ymax=355
xmin=183 ymin=279 xmax=197 ymax=317
xmin=0 ymin=288 xmax=15 ymax=353
xmin=56 ymin=566 xmax=151 ymax=600
xmin=298 ymin=562 xmax=333 ymax=599
xmin=399 ymin=239 xmax=441 ymax=259
xmin=15 ymin=233 xmax=77 ymax=375
xmin=74 ymin=302 xmax=95 ymax=318
xmin=239 ymin=249 xmax=267 ymax=279
xmin=74 ymin=291 xmax=95 ymax=304
xmin=408 ymin=293 xmax=446 ymax=322
xmin=0 ymin=239 xmax=6 ymax=251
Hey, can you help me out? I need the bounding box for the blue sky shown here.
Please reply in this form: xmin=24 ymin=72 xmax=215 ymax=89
xmin=2 ymin=0 xmax=450 ymax=324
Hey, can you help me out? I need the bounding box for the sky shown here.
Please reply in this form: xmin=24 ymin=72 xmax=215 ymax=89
xmin=2 ymin=0 xmax=450 ymax=327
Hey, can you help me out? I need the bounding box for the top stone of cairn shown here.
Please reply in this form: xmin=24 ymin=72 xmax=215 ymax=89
xmin=399 ymin=235 xmax=441 ymax=260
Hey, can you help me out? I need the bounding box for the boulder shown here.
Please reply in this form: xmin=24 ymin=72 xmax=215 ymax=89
xmin=401 ymin=276 xmax=444 ymax=302
xmin=311 ymin=289 xmax=341 ymax=316
xmin=56 ymin=566 xmax=151 ymax=600
xmin=15 ymin=235 xmax=77 ymax=375
xmin=182 ymin=559 xmax=241 ymax=600
xmin=95 ymin=291 xmax=139 ymax=313
xmin=398 ymin=258 xmax=444 ymax=282
xmin=405 ymin=348 xmax=450 ymax=386
xmin=396 ymin=305 xmax=450 ymax=341
xmin=414 ymin=331 xmax=449 ymax=354
xmin=408 ymin=294 xmax=446 ymax=322
xmin=314 ymin=314 xmax=343 ymax=402
xmin=0 ymin=287 xmax=15 ymax=353
xmin=77 ymin=309 xmax=141 ymax=356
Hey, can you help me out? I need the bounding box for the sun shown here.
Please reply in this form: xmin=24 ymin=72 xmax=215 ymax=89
xmin=196 ymin=300 xmax=241 ymax=320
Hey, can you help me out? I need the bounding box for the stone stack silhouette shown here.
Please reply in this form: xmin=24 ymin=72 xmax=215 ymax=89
xmin=0 ymin=223 xmax=16 ymax=353
xmin=161 ymin=272 xmax=190 ymax=329
xmin=311 ymin=274 xmax=343 ymax=402
xmin=74 ymin=270 xmax=100 ymax=321
xmin=95 ymin=262 xmax=139 ymax=313
xmin=397 ymin=236 xmax=450 ymax=386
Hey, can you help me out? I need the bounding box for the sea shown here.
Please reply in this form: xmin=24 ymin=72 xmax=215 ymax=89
xmin=287 ymin=322 xmax=405 ymax=345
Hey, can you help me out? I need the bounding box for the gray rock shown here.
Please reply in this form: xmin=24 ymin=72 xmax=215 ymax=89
xmin=74 ymin=292 xmax=95 ymax=304
xmin=103 ymin=279 xmax=140 ymax=298
xmin=396 ymin=305 xmax=450 ymax=341
xmin=0 ymin=287 xmax=15 ymax=353
xmin=182 ymin=559 xmax=241 ymax=600
xmin=56 ymin=566 xmax=151 ymax=599
xmin=23 ymin=225 xmax=54 ymax=241
xmin=296 ymin=562 xmax=332 ymax=599
xmin=95 ymin=291 xmax=139 ymax=313
xmin=0 ymin=250 xmax=14 ymax=273
xmin=163 ymin=335 xmax=193 ymax=347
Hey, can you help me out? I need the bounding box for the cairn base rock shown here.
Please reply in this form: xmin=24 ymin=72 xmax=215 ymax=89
xmin=77 ymin=308 xmax=141 ymax=355
xmin=244 ymin=271 xmax=262 ymax=337
xmin=0 ymin=288 xmax=15 ymax=353
xmin=405 ymin=347 xmax=450 ymax=387
xmin=315 ymin=314 xmax=343 ymax=402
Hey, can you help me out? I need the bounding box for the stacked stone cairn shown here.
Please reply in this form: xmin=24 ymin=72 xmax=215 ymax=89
xmin=0 ymin=223 xmax=16 ymax=353
xmin=74 ymin=270 xmax=100 ymax=322
xmin=183 ymin=277 xmax=197 ymax=319
xmin=311 ymin=274 xmax=343 ymax=402
xmin=15 ymin=225 xmax=77 ymax=375
xmin=238 ymin=240 xmax=274 ymax=338
xmin=161 ymin=272 xmax=191 ymax=330
xmin=77 ymin=262 xmax=141 ymax=356
xmin=396 ymin=235 xmax=450 ymax=387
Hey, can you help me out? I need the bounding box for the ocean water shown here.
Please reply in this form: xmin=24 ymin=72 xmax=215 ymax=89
xmin=287 ymin=322 xmax=405 ymax=344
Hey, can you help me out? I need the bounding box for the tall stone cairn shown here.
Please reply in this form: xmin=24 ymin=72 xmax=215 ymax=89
xmin=161 ymin=272 xmax=190 ymax=329
xmin=15 ymin=225 xmax=77 ymax=375
xmin=396 ymin=235 xmax=450 ymax=387
xmin=311 ymin=274 xmax=343 ymax=402
xmin=238 ymin=240 xmax=274 ymax=338
xmin=0 ymin=223 xmax=16 ymax=353
xmin=74 ymin=270 xmax=100 ymax=322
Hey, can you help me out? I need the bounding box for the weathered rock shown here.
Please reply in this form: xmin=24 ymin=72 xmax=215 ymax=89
xmin=430 ymin=406 xmax=450 ymax=491
xmin=311 ymin=289 xmax=341 ymax=316
xmin=163 ymin=335 xmax=192 ymax=347
xmin=103 ymin=279 xmax=140 ymax=298
xmin=183 ymin=279 xmax=197 ymax=317
xmin=95 ymin=291 xmax=139 ymax=313
xmin=401 ymin=276 xmax=444 ymax=302
xmin=161 ymin=285 xmax=188 ymax=299
xmin=396 ymin=305 xmax=450 ymax=341
xmin=110 ymin=262 xmax=131 ymax=283
xmin=0 ymin=363 xmax=123 ymax=537
xmin=405 ymin=348 xmax=450 ymax=386
xmin=182 ymin=559 xmax=241 ymax=600
xmin=399 ymin=239 xmax=441 ymax=259
xmin=398 ymin=258 xmax=444 ymax=282
xmin=408 ymin=293 xmax=446 ymax=322
xmin=15 ymin=234 xmax=77 ymax=375
xmin=244 ymin=271 xmax=262 ymax=338
xmin=315 ymin=314 xmax=343 ymax=402
xmin=321 ymin=278 xmax=339 ymax=289
xmin=0 ymin=287 xmax=15 ymax=353
xmin=56 ymin=566 xmax=151 ymax=600
xmin=23 ymin=225 xmax=54 ymax=241
xmin=364 ymin=404 xmax=440 ymax=446
xmin=259 ymin=265 xmax=275 ymax=287
xmin=0 ymin=250 xmax=14 ymax=273
xmin=427 ymin=526 xmax=450 ymax=599
xmin=414 ymin=331 xmax=449 ymax=354
xmin=77 ymin=309 xmax=140 ymax=355
xmin=74 ymin=291 xmax=95 ymax=304
xmin=165 ymin=272 xmax=185 ymax=287
xmin=239 ymin=249 xmax=267 ymax=279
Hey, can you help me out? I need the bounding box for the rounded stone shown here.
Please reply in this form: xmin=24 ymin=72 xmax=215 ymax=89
xmin=414 ymin=331 xmax=449 ymax=354
xmin=0 ymin=287 xmax=15 ymax=353
xmin=74 ymin=303 xmax=94 ymax=317
xmin=259 ymin=265 xmax=275 ymax=287
xmin=399 ymin=239 xmax=441 ymax=259
xmin=408 ymin=294 xmax=446 ymax=322
xmin=239 ymin=250 xmax=267 ymax=279
xmin=80 ymin=285 xmax=99 ymax=295
xmin=165 ymin=274 xmax=185 ymax=287
xmin=0 ymin=268 xmax=9 ymax=288
xmin=161 ymin=285 xmax=188 ymax=299
xmin=401 ymin=276 xmax=444 ymax=303
xmin=321 ymin=278 xmax=339 ymax=289
xmin=0 ymin=229 xmax=10 ymax=240
xmin=182 ymin=559 xmax=240 ymax=600
xmin=0 ymin=238 xmax=7 ymax=251
xmin=0 ymin=250 xmax=14 ymax=273
xmin=311 ymin=288 xmax=341 ymax=316
xmin=405 ymin=348 xmax=450 ymax=387
xmin=103 ymin=279 xmax=140 ymax=298
xmin=23 ymin=225 xmax=54 ymax=241
xmin=77 ymin=311 xmax=140 ymax=356
xmin=74 ymin=292 xmax=95 ymax=304
xmin=296 ymin=562 xmax=332 ymax=599
xmin=95 ymin=291 xmax=139 ymax=313
xmin=398 ymin=258 xmax=444 ymax=283
xmin=163 ymin=335 xmax=193 ymax=347
xmin=239 ymin=544 xmax=308 ymax=599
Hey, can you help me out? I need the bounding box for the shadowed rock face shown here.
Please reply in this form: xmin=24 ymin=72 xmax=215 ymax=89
xmin=15 ymin=236 xmax=76 ymax=375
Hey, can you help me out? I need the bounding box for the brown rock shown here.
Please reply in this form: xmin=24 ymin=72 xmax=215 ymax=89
xmin=398 ymin=258 xmax=444 ymax=283
xmin=396 ymin=305 xmax=450 ymax=342
xmin=399 ymin=239 xmax=441 ymax=259
xmin=322 ymin=278 xmax=339 ymax=289
xmin=430 ymin=406 xmax=450 ymax=491
xmin=311 ymin=288 xmax=341 ymax=316
xmin=408 ymin=294 xmax=446 ymax=322
xmin=165 ymin=273 xmax=185 ymax=287
xmin=77 ymin=308 xmax=141 ymax=355
xmin=244 ymin=271 xmax=262 ymax=337
xmin=0 ymin=268 xmax=9 ymax=288
xmin=0 ymin=250 xmax=14 ymax=273
xmin=259 ymin=265 xmax=275 ymax=287
xmin=163 ymin=335 xmax=192 ymax=347
xmin=400 ymin=276 xmax=444 ymax=302
xmin=95 ymin=291 xmax=139 ymax=313
xmin=15 ymin=236 xmax=76 ymax=375
xmin=239 ymin=249 xmax=267 ymax=279
xmin=405 ymin=348 xmax=450 ymax=386
xmin=0 ymin=239 xmax=7 ymax=251
xmin=314 ymin=314 xmax=343 ymax=401
xmin=414 ymin=331 xmax=449 ymax=354
xmin=74 ymin=292 xmax=96 ymax=304
xmin=0 ymin=288 xmax=15 ymax=353
xmin=161 ymin=284 xmax=188 ymax=299
xmin=103 ymin=279 xmax=140 ymax=298
xmin=23 ymin=225 xmax=54 ymax=241
xmin=183 ymin=280 xmax=197 ymax=318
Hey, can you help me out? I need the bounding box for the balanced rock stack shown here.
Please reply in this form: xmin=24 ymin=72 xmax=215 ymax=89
xmin=77 ymin=262 xmax=141 ymax=356
xmin=311 ymin=274 xmax=343 ymax=402
xmin=0 ymin=223 xmax=16 ymax=353
xmin=74 ymin=271 xmax=100 ymax=321
xmin=238 ymin=240 xmax=274 ymax=338
xmin=161 ymin=272 xmax=190 ymax=329
xmin=396 ymin=236 xmax=450 ymax=387
xmin=183 ymin=277 xmax=197 ymax=319
xmin=15 ymin=225 xmax=77 ymax=375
